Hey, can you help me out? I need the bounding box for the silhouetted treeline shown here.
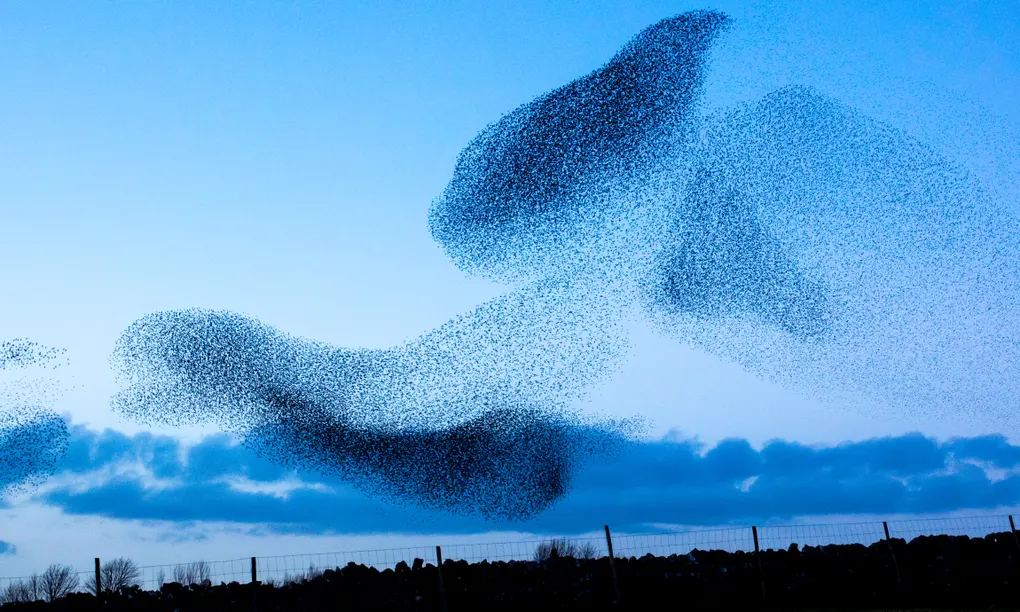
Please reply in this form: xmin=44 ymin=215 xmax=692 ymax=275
xmin=4 ymin=530 xmax=1020 ymax=611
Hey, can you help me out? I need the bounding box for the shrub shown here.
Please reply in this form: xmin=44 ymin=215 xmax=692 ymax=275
xmin=534 ymin=538 xmax=598 ymax=562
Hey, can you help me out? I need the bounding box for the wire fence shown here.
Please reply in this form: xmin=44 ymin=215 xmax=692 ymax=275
xmin=2 ymin=512 xmax=1019 ymax=596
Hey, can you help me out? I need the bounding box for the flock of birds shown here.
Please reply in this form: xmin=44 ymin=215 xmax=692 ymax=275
xmin=0 ymin=339 xmax=69 ymax=496
xmin=3 ymin=10 xmax=1018 ymax=521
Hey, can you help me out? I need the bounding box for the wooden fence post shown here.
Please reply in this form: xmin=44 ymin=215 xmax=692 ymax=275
xmin=94 ymin=557 xmax=101 ymax=596
xmin=251 ymin=556 xmax=258 ymax=612
xmin=882 ymin=521 xmax=902 ymax=585
xmin=604 ymin=525 xmax=622 ymax=606
xmin=435 ymin=546 xmax=448 ymax=612
xmin=1010 ymin=515 xmax=1020 ymax=555
xmin=752 ymin=526 xmax=766 ymax=601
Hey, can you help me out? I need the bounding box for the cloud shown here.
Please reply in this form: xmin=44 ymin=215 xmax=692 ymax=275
xmin=0 ymin=540 xmax=15 ymax=555
xmin=57 ymin=425 xmax=288 ymax=484
xmin=23 ymin=422 xmax=1020 ymax=535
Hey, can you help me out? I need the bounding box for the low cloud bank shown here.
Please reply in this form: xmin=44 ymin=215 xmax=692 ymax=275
xmin=22 ymin=423 xmax=1020 ymax=535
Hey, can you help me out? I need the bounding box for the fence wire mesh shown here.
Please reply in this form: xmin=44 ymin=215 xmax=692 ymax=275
xmin=757 ymin=520 xmax=888 ymax=551
xmin=1 ymin=512 xmax=1017 ymax=600
xmin=884 ymin=514 xmax=1011 ymax=542
xmin=132 ymin=558 xmax=253 ymax=592
xmin=612 ymin=526 xmax=752 ymax=559
xmin=440 ymin=534 xmax=608 ymax=564
xmin=256 ymin=546 xmax=438 ymax=585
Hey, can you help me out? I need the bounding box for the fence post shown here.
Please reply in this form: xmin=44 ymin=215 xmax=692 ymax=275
xmin=435 ymin=546 xmax=448 ymax=612
xmin=94 ymin=557 xmax=101 ymax=596
xmin=251 ymin=556 xmax=258 ymax=612
xmin=882 ymin=521 xmax=902 ymax=585
xmin=752 ymin=526 xmax=766 ymax=601
xmin=604 ymin=524 xmax=622 ymax=606
xmin=1010 ymin=515 xmax=1020 ymax=555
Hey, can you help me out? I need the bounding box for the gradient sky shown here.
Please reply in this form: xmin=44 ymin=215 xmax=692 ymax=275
xmin=1 ymin=0 xmax=1019 ymax=580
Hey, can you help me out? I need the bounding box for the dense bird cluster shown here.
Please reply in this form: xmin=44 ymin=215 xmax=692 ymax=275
xmin=0 ymin=339 xmax=70 ymax=496
xmin=430 ymin=10 xmax=730 ymax=284
xmin=111 ymin=9 xmax=1019 ymax=520
xmin=111 ymin=307 xmax=639 ymax=520
xmin=652 ymin=86 xmax=1020 ymax=420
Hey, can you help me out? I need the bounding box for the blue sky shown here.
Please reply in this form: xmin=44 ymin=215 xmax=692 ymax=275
xmin=1 ymin=0 xmax=1019 ymax=578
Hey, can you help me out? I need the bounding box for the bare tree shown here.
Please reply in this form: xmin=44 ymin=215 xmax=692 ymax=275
xmin=191 ymin=561 xmax=211 ymax=585
xmin=534 ymin=538 xmax=599 ymax=562
xmin=194 ymin=561 xmax=211 ymax=583
xmin=1 ymin=576 xmax=40 ymax=604
xmin=1 ymin=581 xmax=21 ymax=604
xmin=293 ymin=564 xmax=323 ymax=584
xmin=172 ymin=561 xmax=211 ymax=586
xmin=86 ymin=557 xmax=141 ymax=594
xmin=273 ymin=563 xmax=320 ymax=587
xmin=172 ymin=564 xmax=187 ymax=585
xmin=156 ymin=568 xmax=166 ymax=588
xmin=39 ymin=564 xmax=80 ymax=602
xmin=26 ymin=573 xmax=42 ymax=601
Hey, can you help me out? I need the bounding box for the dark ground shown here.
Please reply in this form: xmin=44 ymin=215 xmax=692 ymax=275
xmin=3 ymin=530 xmax=1020 ymax=611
